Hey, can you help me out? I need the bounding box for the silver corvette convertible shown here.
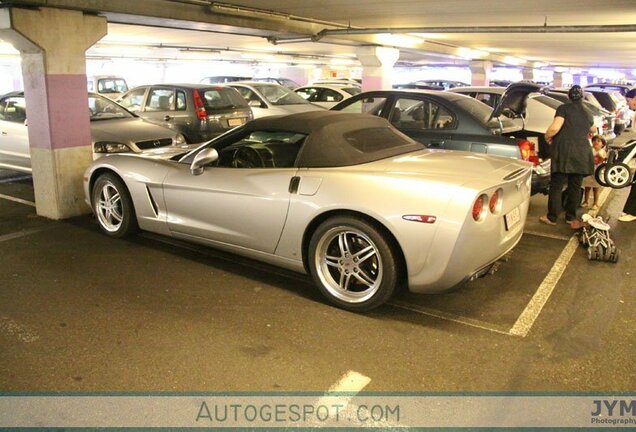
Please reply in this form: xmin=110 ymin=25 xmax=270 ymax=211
xmin=84 ymin=111 xmax=532 ymax=311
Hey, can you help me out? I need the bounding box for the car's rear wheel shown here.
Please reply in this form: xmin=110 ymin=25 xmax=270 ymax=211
xmin=308 ymin=216 xmax=399 ymax=312
xmin=92 ymin=173 xmax=138 ymax=238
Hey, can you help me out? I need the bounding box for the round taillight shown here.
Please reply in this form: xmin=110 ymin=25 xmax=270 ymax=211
xmin=489 ymin=189 xmax=502 ymax=213
xmin=472 ymin=195 xmax=485 ymax=221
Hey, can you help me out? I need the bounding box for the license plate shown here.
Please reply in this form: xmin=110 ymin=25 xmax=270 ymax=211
xmin=504 ymin=206 xmax=521 ymax=231
xmin=228 ymin=118 xmax=244 ymax=127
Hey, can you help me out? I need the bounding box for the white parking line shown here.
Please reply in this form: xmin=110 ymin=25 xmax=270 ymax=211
xmin=509 ymin=235 xmax=580 ymax=337
xmin=0 ymin=226 xmax=51 ymax=243
xmin=0 ymin=193 xmax=35 ymax=207
xmin=388 ymin=301 xmax=512 ymax=336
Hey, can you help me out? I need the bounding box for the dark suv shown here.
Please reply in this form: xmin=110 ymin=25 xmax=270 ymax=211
xmin=118 ymin=84 xmax=252 ymax=143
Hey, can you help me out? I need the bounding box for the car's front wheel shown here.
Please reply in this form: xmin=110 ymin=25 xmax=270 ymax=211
xmin=91 ymin=172 xmax=139 ymax=238
xmin=308 ymin=216 xmax=399 ymax=312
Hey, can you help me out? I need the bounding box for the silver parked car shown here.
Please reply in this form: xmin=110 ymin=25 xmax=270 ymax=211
xmin=0 ymin=91 xmax=188 ymax=174
xmin=84 ymin=111 xmax=532 ymax=311
xmin=227 ymin=82 xmax=325 ymax=118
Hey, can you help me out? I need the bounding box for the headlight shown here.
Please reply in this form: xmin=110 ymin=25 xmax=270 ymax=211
xmin=173 ymin=133 xmax=187 ymax=145
xmin=93 ymin=142 xmax=132 ymax=153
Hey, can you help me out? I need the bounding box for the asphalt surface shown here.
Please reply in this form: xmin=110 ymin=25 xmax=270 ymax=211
xmin=0 ymin=134 xmax=634 ymax=393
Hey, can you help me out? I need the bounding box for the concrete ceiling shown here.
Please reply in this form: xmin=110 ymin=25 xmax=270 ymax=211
xmin=2 ymin=0 xmax=636 ymax=75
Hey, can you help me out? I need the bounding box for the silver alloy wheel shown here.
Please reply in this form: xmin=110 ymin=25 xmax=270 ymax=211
xmin=314 ymin=226 xmax=383 ymax=304
xmin=95 ymin=181 xmax=124 ymax=232
xmin=606 ymin=164 xmax=631 ymax=187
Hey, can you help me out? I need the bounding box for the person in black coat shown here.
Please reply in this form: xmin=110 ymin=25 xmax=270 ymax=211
xmin=618 ymin=88 xmax=636 ymax=222
xmin=539 ymin=85 xmax=596 ymax=225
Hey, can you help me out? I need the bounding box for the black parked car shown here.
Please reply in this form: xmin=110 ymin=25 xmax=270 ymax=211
xmin=331 ymin=83 xmax=551 ymax=194
xmin=118 ymin=84 xmax=252 ymax=143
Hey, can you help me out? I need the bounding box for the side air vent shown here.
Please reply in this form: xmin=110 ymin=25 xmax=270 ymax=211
xmin=503 ymin=168 xmax=527 ymax=181
xmin=146 ymin=186 xmax=159 ymax=217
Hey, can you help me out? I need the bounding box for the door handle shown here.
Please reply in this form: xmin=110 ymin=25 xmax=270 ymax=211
xmin=1 ymin=131 xmax=7 ymax=135
xmin=288 ymin=176 xmax=300 ymax=194
xmin=163 ymin=115 xmax=172 ymax=121
xmin=429 ymin=140 xmax=445 ymax=147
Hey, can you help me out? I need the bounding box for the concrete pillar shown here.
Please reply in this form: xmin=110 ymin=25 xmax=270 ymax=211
xmin=0 ymin=8 xmax=107 ymax=219
xmin=355 ymin=46 xmax=399 ymax=91
xmin=469 ymin=60 xmax=492 ymax=86
xmin=521 ymin=67 xmax=534 ymax=82
xmin=553 ymin=72 xmax=564 ymax=88
xmin=278 ymin=65 xmax=313 ymax=87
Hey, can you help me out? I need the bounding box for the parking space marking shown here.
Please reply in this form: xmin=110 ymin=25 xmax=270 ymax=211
xmin=0 ymin=193 xmax=35 ymax=207
xmin=388 ymin=301 xmax=513 ymax=336
xmin=509 ymin=235 xmax=579 ymax=337
xmin=523 ymin=230 xmax=571 ymax=241
xmin=0 ymin=226 xmax=52 ymax=243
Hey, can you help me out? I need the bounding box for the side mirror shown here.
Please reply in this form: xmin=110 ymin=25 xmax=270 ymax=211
xmin=249 ymin=99 xmax=264 ymax=108
xmin=190 ymin=148 xmax=219 ymax=175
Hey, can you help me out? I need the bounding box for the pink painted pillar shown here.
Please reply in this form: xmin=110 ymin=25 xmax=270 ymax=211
xmin=0 ymin=7 xmax=106 ymax=219
xmin=356 ymin=46 xmax=399 ymax=91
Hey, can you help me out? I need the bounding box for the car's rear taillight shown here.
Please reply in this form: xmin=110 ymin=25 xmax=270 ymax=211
xmin=516 ymin=138 xmax=539 ymax=166
xmin=489 ymin=189 xmax=502 ymax=214
xmin=193 ymin=90 xmax=207 ymax=121
xmin=472 ymin=195 xmax=486 ymax=221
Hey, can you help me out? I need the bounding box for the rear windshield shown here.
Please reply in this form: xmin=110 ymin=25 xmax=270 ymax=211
xmin=201 ymin=88 xmax=248 ymax=109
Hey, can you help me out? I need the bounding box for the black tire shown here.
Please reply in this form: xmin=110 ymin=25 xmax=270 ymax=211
xmin=91 ymin=172 xmax=139 ymax=238
xmin=594 ymin=163 xmax=609 ymax=187
xmin=308 ymin=216 xmax=400 ymax=312
xmin=604 ymin=162 xmax=633 ymax=189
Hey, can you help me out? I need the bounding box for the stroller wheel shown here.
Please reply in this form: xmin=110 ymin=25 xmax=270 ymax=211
xmin=587 ymin=245 xmax=598 ymax=260
xmin=604 ymin=162 xmax=633 ymax=189
xmin=608 ymin=243 xmax=619 ymax=263
xmin=594 ymin=163 xmax=609 ymax=187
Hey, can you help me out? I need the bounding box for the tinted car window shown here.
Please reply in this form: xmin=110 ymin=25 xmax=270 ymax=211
xmin=296 ymin=87 xmax=319 ymax=101
xmin=338 ymin=96 xmax=388 ymax=115
xmin=201 ymin=88 xmax=248 ymax=109
xmin=176 ymin=90 xmax=187 ymax=111
xmin=343 ymin=87 xmax=361 ymax=96
xmin=391 ymin=98 xmax=457 ymax=130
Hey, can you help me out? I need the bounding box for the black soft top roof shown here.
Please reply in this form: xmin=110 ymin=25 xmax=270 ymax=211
xmin=233 ymin=111 xmax=422 ymax=168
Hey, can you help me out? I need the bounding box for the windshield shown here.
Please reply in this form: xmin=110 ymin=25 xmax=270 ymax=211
xmin=253 ymin=84 xmax=310 ymax=105
xmin=88 ymin=94 xmax=134 ymax=120
xmin=97 ymin=78 xmax=128 ymax=94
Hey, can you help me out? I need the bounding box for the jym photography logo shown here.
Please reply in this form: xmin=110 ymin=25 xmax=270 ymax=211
xmin=591 ymin=399 xmax=636 ymax=426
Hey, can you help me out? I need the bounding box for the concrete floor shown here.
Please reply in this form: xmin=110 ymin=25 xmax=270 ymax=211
xmin=0 ymin=135 xmax=635 ymax=394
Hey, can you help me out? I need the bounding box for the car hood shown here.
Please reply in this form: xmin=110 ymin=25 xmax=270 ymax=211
xmin=370 ymin=149 xmax=531 ymax=186
xmin=90 ymin=118 xmax=176 ymax=143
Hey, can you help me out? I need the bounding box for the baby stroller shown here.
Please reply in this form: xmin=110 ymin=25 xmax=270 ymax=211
xmin=595 ymin=138 xmax=636 ymax=189
xmin=578 ymin=214 xmax=619 ymax=263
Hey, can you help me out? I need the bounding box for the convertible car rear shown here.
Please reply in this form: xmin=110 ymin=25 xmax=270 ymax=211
xmin=84 ymin=111 xmax=532 ymax=311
